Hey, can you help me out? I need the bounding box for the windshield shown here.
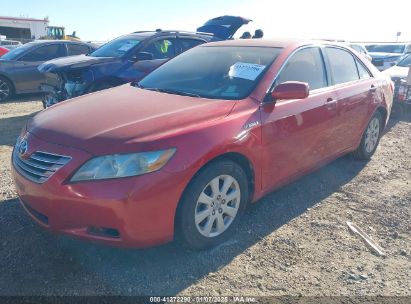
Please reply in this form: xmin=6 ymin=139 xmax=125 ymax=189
xmin=1 ymin=43 xmax=32 ymax=61
xmin=138 ymin=46 xmax=282 ymax=100
xmin=90 ymin=36 xmax=141 ymax=58
xmin=397 ymin=54 xmax=411 ymax=67
xmin=366 ymin=44 xmax=405 ymax=54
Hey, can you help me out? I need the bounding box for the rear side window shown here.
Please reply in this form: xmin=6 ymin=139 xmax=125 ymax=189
xmin=277 ymin=47 xmax=327 ymax=91
xmin=179 ymin=39 xmax=204 ymax=52
xmin=356 ymin=59 xmax=371 ymax=79
xmin=143 ymin=39 xmax=176 ymax=60
xmin=20 ymin=44 xmax=64 ymax=62
xmin=67 ymin=44 xmax=90 ymax=56
xmin=325 ymin=47 xmax=360 ymax=84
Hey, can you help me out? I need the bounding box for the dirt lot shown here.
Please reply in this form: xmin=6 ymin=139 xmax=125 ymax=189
xmin=0 ymin=95 xmax=410 ymax=297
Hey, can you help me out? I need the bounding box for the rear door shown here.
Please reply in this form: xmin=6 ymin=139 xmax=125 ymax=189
xmin=323 ymin=46 xmax=376 ymax=151
xmin=260 ymin=47 xmax=339 ymax=190
xmin=11 ymin=43 xmax=66 ymax=93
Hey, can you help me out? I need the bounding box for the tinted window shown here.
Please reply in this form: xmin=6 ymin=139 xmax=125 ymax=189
xmin=277 ymin=47 xmax=327 ymax=90
xmin=325 ymin=47 xmax=359 ymax=84
xmin=179 ymin=39 xmax=204 ymax=52
xmin=20 ymin=44 xmax=63 ymax=62
xmin=356 ymin=59 xmax=371 ymax=79
xmin=90 ymin=36 xmax=141 ymax=58
xmin=1 ymin=43 xmax=32 ymax=60
xmin=366 ymin=44 xmax=405 ymax=54
xmin=67 ymin=44 xmax=90 ymax=56
xmin=143 ymin=39 xmax=176 ymax=59
xmin=139 ymin=46 xmax=281 ymax=100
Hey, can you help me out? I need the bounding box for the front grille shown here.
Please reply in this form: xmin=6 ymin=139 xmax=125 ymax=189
xmin=13 ymin=148 xmax=71 ymax=184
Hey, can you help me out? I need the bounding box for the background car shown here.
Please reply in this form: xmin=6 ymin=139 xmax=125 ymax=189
xmin=383 ymin=53 xmax=411 ymax=116
xmin=12 ymin=39 xmax=393 ymax=249
xmin=365 ymin=43 xmax=411 ymax=71
xmin=0 ymin=40 xmax=97 ymax=101
xmin=348 ymin=43 xmax=372 ymax=61
xmin=37 ymin=15 xmax=251 ymax=108
xmin=0 ymin=46 xmax=9 ymax=57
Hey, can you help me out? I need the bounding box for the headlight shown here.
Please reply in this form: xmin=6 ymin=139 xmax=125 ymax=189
xmin=70 ymin=148 xmax=176 ymax=182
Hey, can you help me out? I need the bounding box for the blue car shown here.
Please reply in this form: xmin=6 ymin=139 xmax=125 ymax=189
xmin=38 ymin=16 xmax=252 ymax=108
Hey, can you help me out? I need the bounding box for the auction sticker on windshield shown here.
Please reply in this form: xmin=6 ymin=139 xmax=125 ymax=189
xmin=228 ymin=62 xmax=266 ymax=81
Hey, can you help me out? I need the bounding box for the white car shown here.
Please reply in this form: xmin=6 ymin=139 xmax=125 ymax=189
xmin=366 ymin=43 xmax=411 ymax=71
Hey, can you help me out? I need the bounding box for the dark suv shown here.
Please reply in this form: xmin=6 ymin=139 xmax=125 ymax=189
xmin=38 ymin=15 xmax=251 ymax=107
xmin=0 ymin=40 xmax=96 ymax=101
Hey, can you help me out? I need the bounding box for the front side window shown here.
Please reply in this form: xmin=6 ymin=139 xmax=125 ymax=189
xmin=20 ymin=44 xmax=63 ymax=62
xmin=139 ymin=46 xmax=282 ymax=100
xmin=325 ymin=47 xmax=360 ymax=85
xmin=276 ymin=47 xmax=327 ymax=91
xmin=143 ymin=39 xmax=176 ymax=60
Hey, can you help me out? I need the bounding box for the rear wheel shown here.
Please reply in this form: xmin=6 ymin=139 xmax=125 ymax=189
xmin=176 ymin=159 xmax=249 ymax=250
xmin=352 ymin=111 xmax=383 ymax=160
xmin=0 ymin=76 xmax=13 ymax=102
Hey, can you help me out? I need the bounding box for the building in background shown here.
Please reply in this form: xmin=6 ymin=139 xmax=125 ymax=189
xmin=0 ymin=16 xmax=49 ymax=42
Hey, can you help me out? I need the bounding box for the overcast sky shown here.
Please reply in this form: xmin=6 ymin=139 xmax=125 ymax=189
xmin=2 ymin=0 xmax=411 ymax=42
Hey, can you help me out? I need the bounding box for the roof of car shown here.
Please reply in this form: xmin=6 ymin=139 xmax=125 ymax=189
xmin=201 ymin=38 xmax=317 ymax=48
xmin=130 ymin=30 xmax=214 ymax=38
xmin=29 ymin=40 xmax=90 ymax=45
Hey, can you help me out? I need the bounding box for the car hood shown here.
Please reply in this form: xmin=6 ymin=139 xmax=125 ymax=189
xmin=28 ymin=84 xmax=236 ymax=154
xmin=383 ymin=65 xmax=409 ymax=80
xmin=197 ymin=15 xmax=251 ymax=40
xmin=369 ymin=52 xmax=403 ymax=60
xmin=38 ymin=54 xmax=117 ymax=73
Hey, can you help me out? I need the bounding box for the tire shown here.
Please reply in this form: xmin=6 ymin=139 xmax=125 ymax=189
xmin=0 ymin=76 xmax=14 ymax=102
xmin=176 ymin=159 xmax=249 ymax=250
xmin=352 ymin=111 xmax=383 ymax=160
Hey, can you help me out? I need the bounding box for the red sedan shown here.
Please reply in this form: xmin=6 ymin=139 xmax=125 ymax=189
xmin=0 ymin=46 xmax=9 ymax=57
xmin=12 ymin=39 xmax=393 ymax=249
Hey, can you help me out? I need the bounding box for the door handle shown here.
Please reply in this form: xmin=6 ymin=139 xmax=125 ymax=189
xmin=370 ymin=85 xmax=377 ymax=93
xmin=325 ymin=97 xmax=337 ymax=110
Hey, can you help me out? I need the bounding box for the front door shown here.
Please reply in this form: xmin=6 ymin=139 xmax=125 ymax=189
xmin=260 ymin=47 xmax=338 ymax=191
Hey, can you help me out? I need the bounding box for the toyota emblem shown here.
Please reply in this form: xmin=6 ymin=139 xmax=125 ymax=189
xmin=19 ymin=138 xmax=28 ymax=156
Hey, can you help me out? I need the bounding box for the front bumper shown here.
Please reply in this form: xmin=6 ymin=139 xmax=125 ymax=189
xmin=11 ymin=133 xmax=187 ymax=248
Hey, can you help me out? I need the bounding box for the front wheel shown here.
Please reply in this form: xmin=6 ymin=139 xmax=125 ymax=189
xmin=0 ymin=76 xmax=13 ymax=102
xmin=352 ymin=111 xmax=383 ymax=160
xmin=176 ymin=159 xmax=249 ymax=250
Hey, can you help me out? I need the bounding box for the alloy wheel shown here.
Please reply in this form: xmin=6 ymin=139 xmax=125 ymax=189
xmin=0 ymin=79 xmax=10 ymax=101
xmin=365 ymin=117 xmax=380 ymax=153
xmin=194 ymin=174 xmax=241 ymax=238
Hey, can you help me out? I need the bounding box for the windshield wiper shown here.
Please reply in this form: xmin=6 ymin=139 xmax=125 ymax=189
xmin=144 ymin=87 xmax=201 ymax=98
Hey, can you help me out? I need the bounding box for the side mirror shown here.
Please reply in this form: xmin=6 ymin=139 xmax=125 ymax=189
xmin=131 ymin=52 xmax=153 ymax=61
xmin=270 ymin=81 xmax=309 ymax=101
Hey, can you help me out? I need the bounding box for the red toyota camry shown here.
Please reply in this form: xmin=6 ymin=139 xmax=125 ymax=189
xmin=12 ymin=39 xmax=393 ymax=249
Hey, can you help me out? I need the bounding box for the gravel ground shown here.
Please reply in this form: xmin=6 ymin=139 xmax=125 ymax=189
xmin=0 ymin=96 xmax=410 ymax=297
